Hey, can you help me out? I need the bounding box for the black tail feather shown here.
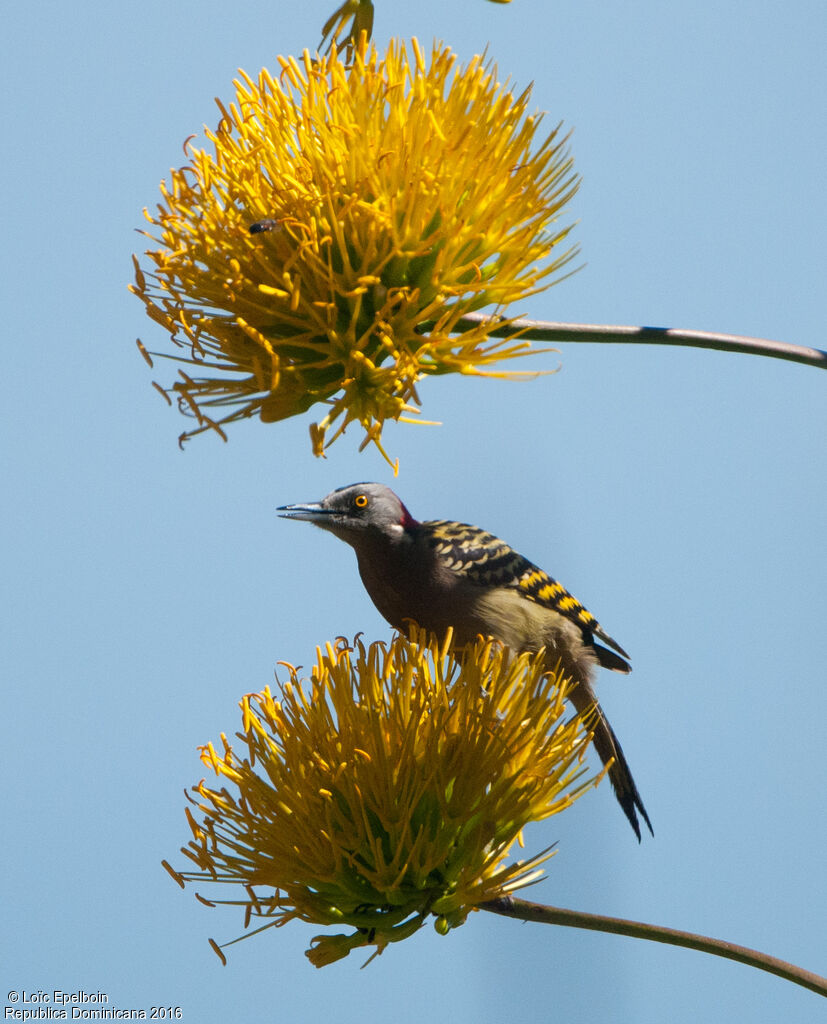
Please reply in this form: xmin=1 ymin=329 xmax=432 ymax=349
xmin=603 ymin=718 xmax=653 ymax=842
xmin=573 ymin=688 xmax=653 ymax=841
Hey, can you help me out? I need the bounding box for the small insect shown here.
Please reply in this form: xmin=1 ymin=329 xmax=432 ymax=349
xmin=248 ymin=218 xmax=280 ymax=234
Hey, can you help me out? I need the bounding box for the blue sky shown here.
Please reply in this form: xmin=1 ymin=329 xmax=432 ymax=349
xmin=2 ymin=1 xmax=825 ymax=1021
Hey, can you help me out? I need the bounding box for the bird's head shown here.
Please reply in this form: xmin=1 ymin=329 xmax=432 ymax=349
xmin=278 ymin=483 xmax=418 ymax=545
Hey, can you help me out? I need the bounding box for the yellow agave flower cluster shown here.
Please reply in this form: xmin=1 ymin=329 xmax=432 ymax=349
xmin=164 ymin=631 xmax=600 ymax=966
xmin=133 ymin=36 xmax=578 ymax=463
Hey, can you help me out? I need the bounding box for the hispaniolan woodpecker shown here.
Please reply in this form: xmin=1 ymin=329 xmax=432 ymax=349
xmin=278 ymin=482 xmax=652 ymax=841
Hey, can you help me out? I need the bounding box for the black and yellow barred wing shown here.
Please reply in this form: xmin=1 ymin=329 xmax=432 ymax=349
xmin=423 ymin=519 xmax=629 ymax=659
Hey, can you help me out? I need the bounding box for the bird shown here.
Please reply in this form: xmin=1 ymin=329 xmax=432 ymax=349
xmin=278 ymin=482 xmax=652 ymax=840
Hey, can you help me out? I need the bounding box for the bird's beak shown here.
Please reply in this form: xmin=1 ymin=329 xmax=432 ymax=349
xmin=277 ymin=501 xmax=333 ymax=524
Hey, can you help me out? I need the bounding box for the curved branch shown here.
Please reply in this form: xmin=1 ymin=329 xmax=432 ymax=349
xmin=479 ymin=896 xmax=827 ymax=998
xmin=457 ymin=315 xmax=827 ymax=370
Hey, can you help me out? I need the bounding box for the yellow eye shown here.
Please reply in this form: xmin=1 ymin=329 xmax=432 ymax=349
xmin=354 ymin=494 xmax=369 ymax=509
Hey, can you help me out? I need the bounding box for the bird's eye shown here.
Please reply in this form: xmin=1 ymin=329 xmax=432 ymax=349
xmin=354 ymin=494 xmax=369 ymax=509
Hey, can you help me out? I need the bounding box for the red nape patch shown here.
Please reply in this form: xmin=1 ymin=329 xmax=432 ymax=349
xmin=399 ymin=502 xmax=419 ymax=530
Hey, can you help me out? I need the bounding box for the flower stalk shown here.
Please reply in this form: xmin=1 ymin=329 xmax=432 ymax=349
xmin=481 ymin=896 xmax=827 ymax=998
xmin=457 ymin=314 xmax=827 ymax=370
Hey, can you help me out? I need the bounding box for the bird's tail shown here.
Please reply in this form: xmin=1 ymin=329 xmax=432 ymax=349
xmin=569 ymin=686 xmax=653 ymax=841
